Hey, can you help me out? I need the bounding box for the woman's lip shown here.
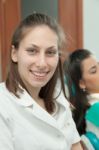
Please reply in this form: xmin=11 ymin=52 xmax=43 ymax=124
xmin=30 ymin=70 xmax=48 ymax=77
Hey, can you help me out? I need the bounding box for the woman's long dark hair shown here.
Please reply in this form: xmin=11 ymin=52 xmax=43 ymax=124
xmin=64 ymin=49 xmax=91 ymax=135
xmin=6 ymin=12 xmax=67 ymax=113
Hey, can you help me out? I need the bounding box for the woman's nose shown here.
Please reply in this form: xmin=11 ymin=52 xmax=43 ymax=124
xmin=36 ymin=54 xmax=47 ymax=68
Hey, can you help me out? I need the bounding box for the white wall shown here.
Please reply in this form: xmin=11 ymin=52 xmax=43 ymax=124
xmin=83 ymin=0 xmax=99 ymax=59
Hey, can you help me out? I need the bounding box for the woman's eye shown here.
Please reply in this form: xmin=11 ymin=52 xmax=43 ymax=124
xmin=26 ymin=48 xmax=37 ymax=54
xmin=91 ymin=70 xmax=96 ymax=73
xmin=90 ymin=69 xmax=97 ymax=74
xmin=46 ymin=50 xmax=58 ymax=56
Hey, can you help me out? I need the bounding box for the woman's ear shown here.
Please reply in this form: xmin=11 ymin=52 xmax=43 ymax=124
xmin=11 ymin=45 xmax=18 ymax=62
xmin=79 ymin=79 xmax=86 ymax=90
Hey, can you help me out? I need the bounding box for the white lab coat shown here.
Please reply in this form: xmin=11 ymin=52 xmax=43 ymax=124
xmin=0 ymin=82 xmax=80 ymax=150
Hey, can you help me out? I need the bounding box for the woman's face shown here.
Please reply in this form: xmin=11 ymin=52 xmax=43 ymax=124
xmin=11 ymin=25 xmax=59 ymax=91
xmin=79 ymin=56 xmax=99 ymax=93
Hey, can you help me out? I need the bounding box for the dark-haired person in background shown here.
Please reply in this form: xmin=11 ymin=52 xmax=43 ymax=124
xmin=64 ymin=49 xmax=99 ymax=149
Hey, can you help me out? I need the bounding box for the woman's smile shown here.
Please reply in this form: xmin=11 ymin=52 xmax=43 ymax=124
xmin=30 ymin=70 xmax=49 ymax=79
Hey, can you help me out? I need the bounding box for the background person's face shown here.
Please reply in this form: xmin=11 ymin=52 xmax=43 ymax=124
xmin=11 ymin=25 xmax=59 ymax=91
xmin=80 ymin=56 xmax=99 ymax=93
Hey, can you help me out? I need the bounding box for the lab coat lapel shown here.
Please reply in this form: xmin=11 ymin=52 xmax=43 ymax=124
xmin=32 ymin=104 xmax=58 ymax=128
xmin=19 ymin=90 xmax=58 ymax=129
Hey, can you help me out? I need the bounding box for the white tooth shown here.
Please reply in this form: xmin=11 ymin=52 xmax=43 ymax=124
xmin=33 ymin=72 xmax=46 ymax=77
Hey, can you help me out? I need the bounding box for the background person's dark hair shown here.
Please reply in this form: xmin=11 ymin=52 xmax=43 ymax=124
xmin=6 ymin=12 xmax=67 ymax=113
xmin=64 ymin=49 xmax=91 ymax=135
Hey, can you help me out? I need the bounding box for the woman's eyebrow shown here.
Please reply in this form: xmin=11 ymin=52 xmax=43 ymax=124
xmin=46 ymin=46 xmax=57 ymax=50
xmin=30 ymin=44 xmax=39 ymax=48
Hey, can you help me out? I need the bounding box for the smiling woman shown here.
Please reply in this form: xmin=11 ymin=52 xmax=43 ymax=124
xmin=0 ymin=12 xmax=82 ymax=150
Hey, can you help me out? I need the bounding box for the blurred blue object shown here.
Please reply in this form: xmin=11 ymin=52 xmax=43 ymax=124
xmin=85 ymin=102 xmax=99 ymax=127
xmin=85 ymin=131 xmax=99 ymax=150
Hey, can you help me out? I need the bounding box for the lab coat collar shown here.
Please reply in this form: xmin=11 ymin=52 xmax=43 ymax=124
xmin=15 ymin=88 xmax=68 ymax=129
xmin=55 ymin=91 xmax=69 ymax=109
xmin=14 ymin=89 xmax=58 ymax=128
xmin=16 ymin=89 xmax=34 ymax=107
xmin=88 ymin=93 xmax=99 ymax=105
xmin=16 ymin=86 xmax=69 ymax=109
xmin=88 ymin=93 xmax=99 ymax=99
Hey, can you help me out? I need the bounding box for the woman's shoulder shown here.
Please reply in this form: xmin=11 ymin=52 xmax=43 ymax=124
xmin=55 ymin=87 xmax=70 ymax=107
xmin=0 ymin=82 xmax=8 ymax=99
xmin=0 ymin=82 xmax=11 ymax=100
xmin=0 ymin=82 xmax=14 ymax=111
xmin=0 ymin=82 xmax=17 ymax=121
xmin=0 ymin=82 xmax=6 ymax=91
